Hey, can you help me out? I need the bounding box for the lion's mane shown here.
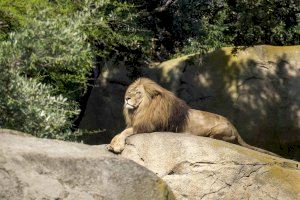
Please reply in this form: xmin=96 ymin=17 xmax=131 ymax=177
xmin=123 ymin=78 xmax=190 ymax=134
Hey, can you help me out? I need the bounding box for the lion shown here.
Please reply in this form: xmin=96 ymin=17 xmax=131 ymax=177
xmin=107 ymin=77 xmax=279 ymax=157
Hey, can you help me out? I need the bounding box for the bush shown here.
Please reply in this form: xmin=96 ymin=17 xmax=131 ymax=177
xmin=0 ymin=34 xmax=81 ymax=140
xmin=0 ymin=72 xmax=79 ymax=139
xmin=2 ymin=0 xmax=151 ymax=100
xmin=0 ymin=38 xmax=79 ymax=139
xmin=7 ymin=11 xmax=94 ymax=101
xmin=0 ymin=0 xmax=152 ymax=74
xmin=81 ymin=0 xmax=151 ymax=65
xmin=0 ymin=0 xmax=49 ymax=41
xmin=0 ymin=0 xmax=85 ymax=41
xmin=0 ymin=8 xmax=92 ymax=139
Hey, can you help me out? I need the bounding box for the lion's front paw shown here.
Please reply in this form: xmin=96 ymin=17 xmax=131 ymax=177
xmin=106 ymin=143 xmax=125 ymax=153
xmin=106 ymin=134 xmax=126 ymax=154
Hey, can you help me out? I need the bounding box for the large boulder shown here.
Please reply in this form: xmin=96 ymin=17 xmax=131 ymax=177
xmin=121 ymin=132 xmax=300 ymax=200
xmin=80 ymin=45 xmax=300 ymax=159
xmin=0 ymin=129 xmax=174 ymax=200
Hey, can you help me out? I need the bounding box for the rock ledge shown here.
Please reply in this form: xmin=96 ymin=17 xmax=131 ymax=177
xmin=122 ymin=132 xmax=300 ymax=200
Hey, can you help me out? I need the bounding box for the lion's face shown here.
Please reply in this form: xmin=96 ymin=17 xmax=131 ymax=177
xmin=124 ymin=85 xmax=145 ymax=110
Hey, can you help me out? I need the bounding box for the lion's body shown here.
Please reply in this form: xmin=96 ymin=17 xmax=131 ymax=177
xmin=107 ymin=78 xmax=279 ymax=157
xmin=186 ymin=109 xmax=237 ymax=141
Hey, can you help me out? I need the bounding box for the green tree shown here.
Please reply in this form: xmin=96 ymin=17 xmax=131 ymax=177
xmin=226 ymin=0 xmax=300 ymax=46
xmin=126 ymin=0 xmax=299 ymax=57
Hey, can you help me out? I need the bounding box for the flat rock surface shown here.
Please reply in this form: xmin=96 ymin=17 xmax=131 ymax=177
xmin=0 ymin=129 xmax=174 ymax=200
xmin=121 ymin=132 xmax=300 ymax=200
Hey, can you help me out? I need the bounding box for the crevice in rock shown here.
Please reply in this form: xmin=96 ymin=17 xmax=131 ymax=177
xmin=56 ymin=178 xmax=70 ymax=199
xmin=200 ymin=184 xmax=230 ymax=200
xmin=164 ymin=159 xmax=298 ymax=177
xmin=238 ymin=76 xmax=264 ymax=88
xmin=124 ymin=143 xmax=145 ymax=163
xmin=199 ymin=165 xmax=265 ymax=199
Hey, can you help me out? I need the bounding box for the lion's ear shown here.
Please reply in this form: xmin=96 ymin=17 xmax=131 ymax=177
xmin=143 ymin=84 xmax=163 ymax=98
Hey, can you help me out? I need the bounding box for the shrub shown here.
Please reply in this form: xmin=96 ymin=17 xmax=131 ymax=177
xmin=0 ymin=0 xmax=49 ymax=41
xmin=3 ymin=0 xmax=150 ymax=100
xmin=0 ymin=39 xmax=79 ymax=139
xmin=9 ymin=12 xmax=94 ymax=101
xmin=81 ymin=0 xmax=151 ymax=64
xmin=0 ymin=72 xmax=79 ymax=139
xmin=0 ymin=8 xmax=91 ymax=139
xmin=0 ymin=37 xmax=80 ymax=140
xmin=0 ymin=0 xmax=84 ymax=41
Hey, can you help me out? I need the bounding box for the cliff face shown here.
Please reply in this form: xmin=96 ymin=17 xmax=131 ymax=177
xmin=80 ymin=45 xmax=300 ymax=159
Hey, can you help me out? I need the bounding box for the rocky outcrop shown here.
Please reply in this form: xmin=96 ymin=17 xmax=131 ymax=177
xmin=2 ymin=129 xmax=299 ymax=200
xmin=0 ymin=129 xmax=174 ymax=200
xmin=80 ymin=45 xmax=300 ymax=159
xmin=121 ymin=132 xmax=300 ymax=200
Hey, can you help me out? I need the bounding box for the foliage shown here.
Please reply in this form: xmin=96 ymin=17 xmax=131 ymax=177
xmin=0 ymin=40 xmax=79 ymax=139
xmin=127 ymin=0 xmax=299 ymax=57
xmin=1 ymin=0 xmax=299 ymax=59
xmin=172 ymin=0 xmax=232 ymax=55
xmin=1 ymin=75 xmax=79 ymax=139
xmin=0 ymin=2 xmax=92 ymax=139
xmin=0 ymin=0 xmax=45 ymax=40
xmin=1 ymin=0 xmax=151 ymax=97
xmin=125 ymin=0 xmax=232 ymax=57
xmin=80 ymin=0 xmax=152 ymax=68
xmin=0 ymin=0 xmax=85 ymax=40
xmin=226 ymin=0 xmax=300 ymax=46
xmin=8 ymin=12 xmax=94 ymax=101
xmin=0 ymin=0 xmax=152 ymax=61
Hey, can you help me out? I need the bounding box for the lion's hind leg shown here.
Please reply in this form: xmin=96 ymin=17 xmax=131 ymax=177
xmin=208 ymin=123 xmax=237 ymax=143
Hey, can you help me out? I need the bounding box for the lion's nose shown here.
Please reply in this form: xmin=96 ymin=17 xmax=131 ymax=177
xmin=125 ymin=97 xmax=131 ymax=101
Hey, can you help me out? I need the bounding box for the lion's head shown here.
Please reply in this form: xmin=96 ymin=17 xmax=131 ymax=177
xmin=123 ymin=78 xmax=189 ymax=134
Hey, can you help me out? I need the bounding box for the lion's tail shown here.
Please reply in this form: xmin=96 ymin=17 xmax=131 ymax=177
xmin=234 ymin=128 xmax=281 ymax=158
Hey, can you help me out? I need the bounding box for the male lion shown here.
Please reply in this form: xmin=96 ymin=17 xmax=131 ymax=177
xmin=107 ymin=77 xmax=279 ymax=157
